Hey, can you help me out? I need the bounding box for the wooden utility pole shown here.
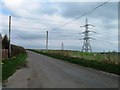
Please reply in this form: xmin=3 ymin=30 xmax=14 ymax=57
xmin=61 ymin=42 xmax=64 ymax=50
xmin=8 ymin=16 xmax=11 ymax=58
xmin=46 ymin=31 xmax=48 ymax=50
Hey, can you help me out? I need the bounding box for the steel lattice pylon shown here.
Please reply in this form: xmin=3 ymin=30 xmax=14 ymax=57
xmin=80 ymin=18 xmax=95 ymax=52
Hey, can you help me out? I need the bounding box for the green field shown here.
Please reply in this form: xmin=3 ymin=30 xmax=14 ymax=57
xmin=30 ymin=49 xmax=119 ymax=75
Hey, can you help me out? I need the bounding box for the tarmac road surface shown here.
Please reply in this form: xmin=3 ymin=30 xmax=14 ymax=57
xmin=6 ymin=50 xmax=118 ymax=88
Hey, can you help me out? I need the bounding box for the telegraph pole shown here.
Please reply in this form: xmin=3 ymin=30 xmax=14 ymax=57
xmin=61 ymin=42 xmax=64 ymax=50
xmin=80 ymin=18 xmax=95 ymax=52
xmin=8 ymin=16 xmax=11 ymax=58
xmin=46 ymin=31 xmax=48 ymax=50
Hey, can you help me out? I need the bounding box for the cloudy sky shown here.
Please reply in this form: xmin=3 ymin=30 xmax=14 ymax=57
xmin=0 ymin=0 xmax=119 ymax=52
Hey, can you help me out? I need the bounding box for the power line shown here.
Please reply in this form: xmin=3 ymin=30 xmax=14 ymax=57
xmin=10 ymin=26 xmax=93 ymax=33
xmin=12 ymin=16 xmax=79 ymax=28
xmin=11 ymin=0 xmax=110 ymax=31
xmin=12 ymin=17 xmax=81 ymax=29
xmin=52 ymin=0 xmax=111 ymax=30
xmin=6 ymin=1 xmax=114 ymax=51
xmin=12 ymin=15 xmax=80 ymax=26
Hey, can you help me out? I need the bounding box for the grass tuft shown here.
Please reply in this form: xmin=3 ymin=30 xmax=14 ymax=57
xmin=2 ymin=53 xmax=27 ymax=81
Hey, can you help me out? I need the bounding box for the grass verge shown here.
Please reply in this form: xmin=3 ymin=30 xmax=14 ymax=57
xmin=30 ymin=50 xmax=120 ymax=75
xmin=2 ymin=53 xmax=27 ymax=81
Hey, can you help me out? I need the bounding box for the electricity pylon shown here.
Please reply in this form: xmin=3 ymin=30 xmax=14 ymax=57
xmin=79 ymin=18 xmax=96 ymax=52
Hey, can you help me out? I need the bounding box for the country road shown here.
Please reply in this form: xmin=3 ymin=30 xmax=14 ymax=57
xmin=5 ymin=50 xmax=118 ymax=88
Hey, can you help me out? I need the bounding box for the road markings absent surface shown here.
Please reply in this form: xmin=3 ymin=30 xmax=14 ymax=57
xmin=5 ymin=51 xmax=119 ymax=88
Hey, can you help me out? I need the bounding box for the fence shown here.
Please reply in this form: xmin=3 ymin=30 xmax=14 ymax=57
xmin=2 ymin=49 xmax=8 ymax=59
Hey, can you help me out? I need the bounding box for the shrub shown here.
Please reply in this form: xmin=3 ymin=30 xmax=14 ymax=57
xmin=11 ymin=45 xmax=26 ymax=57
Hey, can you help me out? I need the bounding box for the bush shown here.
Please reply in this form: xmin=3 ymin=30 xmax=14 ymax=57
xmin=11 ymin=44 xmax=26 ymax=57
xmin=2 ymin=34 xmax=26 ymax=57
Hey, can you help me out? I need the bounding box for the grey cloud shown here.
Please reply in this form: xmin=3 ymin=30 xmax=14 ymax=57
xmin=56 ymin=2 xmax=98 ymax=18
xmin=54 ymin=2 xmax=117 ymax=21
xmin=1 ymin=2 xmax=118 ymax=52
xmin=11 ymin=29 xmax=46 ymax=40
xmin=36 ymin=2 xmax=58 ymax=15
xmin=49 ymin=31 xmax=79 ymax=40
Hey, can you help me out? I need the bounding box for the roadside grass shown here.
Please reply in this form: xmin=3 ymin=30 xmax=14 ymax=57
xmin=30 ymin=49 xmax=119 ymax=75
xmin=70 ymin=51 xmax=119 ymax=65
xmin=2 ymin=53 xmax=27 ymax=81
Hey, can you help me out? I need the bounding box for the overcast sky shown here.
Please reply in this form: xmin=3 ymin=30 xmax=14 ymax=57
xmin=0 ymin=0 xmax=119 ymax=52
